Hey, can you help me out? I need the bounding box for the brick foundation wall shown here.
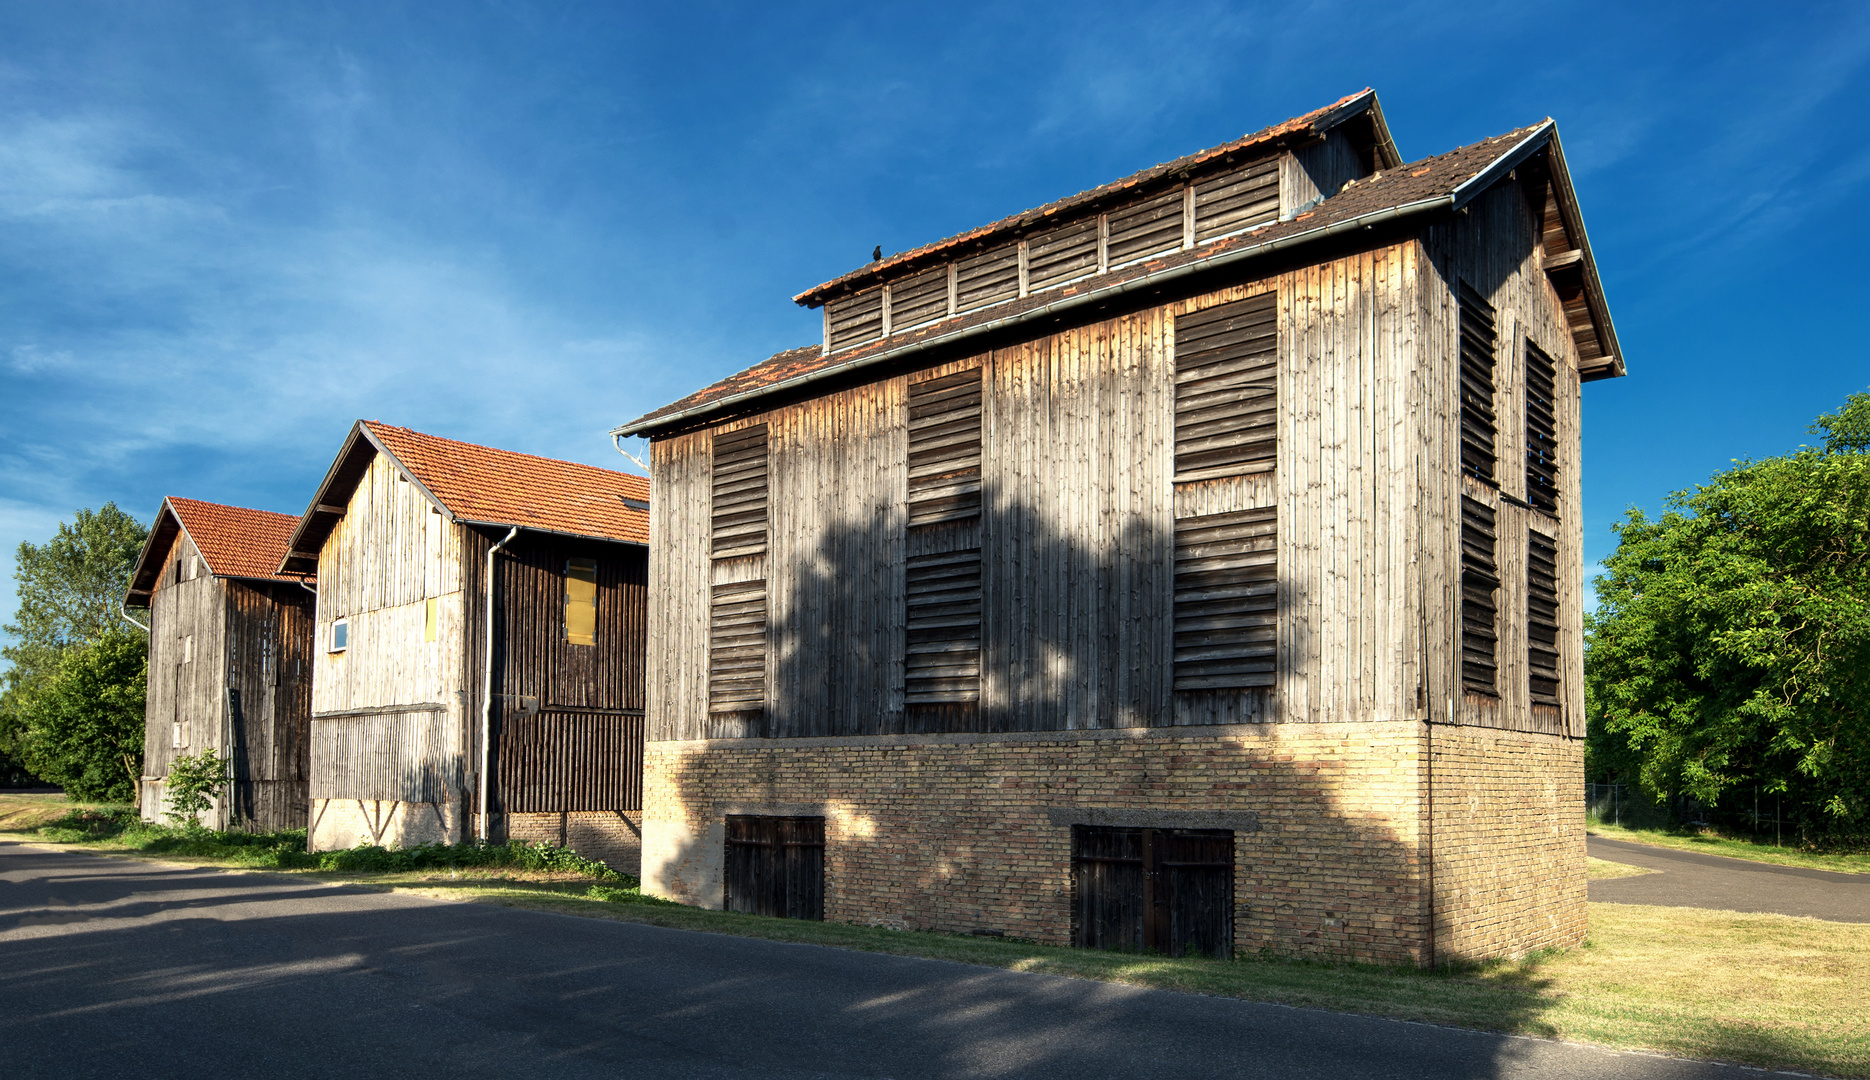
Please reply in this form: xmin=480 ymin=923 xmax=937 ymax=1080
xmin=505 ymin=811 xmax=644 ymax=875
xmin=644 ymin=722 xmax=1435 ymax=964
xmin=1428 ymin=725 xmax=1587 ymax=960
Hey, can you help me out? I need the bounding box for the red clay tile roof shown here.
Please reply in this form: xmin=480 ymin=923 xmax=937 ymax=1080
xmin=619 ymin=123 xmax=1566 ymax=437
xmin=364 ymin=421 xmax=649 ymax=545
xmin=167 ymin=498 xmax=306 ymax=582
xmin=127 ymin=497 xmax=309 ymax=605
xmin=794 ymin=89 xmax=1393 ymax=306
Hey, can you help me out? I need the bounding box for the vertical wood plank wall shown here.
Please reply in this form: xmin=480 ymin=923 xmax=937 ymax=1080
xmin=141 ymin=531 xmax=227 ymax=793
xmin=310 ymin=453 xmax=470 ymax=813
xmin=224 ymin=580 xmax=315 ymax=830
xmin=649 ymin=238 xmax=1454 ymax=738
xmin=1422 ymin=176 xmax=1586 ymax=737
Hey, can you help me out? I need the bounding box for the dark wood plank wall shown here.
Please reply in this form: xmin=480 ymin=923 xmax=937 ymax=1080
xmin=1421 ymin=166 xmax=1587 ymax=738
xmin=486 ymin=533 xmax=647 ymax=814
xmin=141 ymin=531 xmax=226 ymax=786
xmin=649 ymin=236 xmax=1434 ymax=740
xmin=225 ymin=580 xmax=315 ymax=830
xmin=493 ymin=534 xmax=646 ymax=712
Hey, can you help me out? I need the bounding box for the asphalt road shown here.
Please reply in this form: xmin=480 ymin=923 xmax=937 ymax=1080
xmin=0 ymin=842 xmax=1802 ymax=1080
xmin=1587 ymin=834 xmax=1870 ymax=921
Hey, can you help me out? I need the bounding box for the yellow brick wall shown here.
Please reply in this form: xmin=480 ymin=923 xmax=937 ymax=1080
xmin=1428 ymin=726 xmax=1587 ymax=959
xmin=646 ymin=722 xmax=1435 ymax=964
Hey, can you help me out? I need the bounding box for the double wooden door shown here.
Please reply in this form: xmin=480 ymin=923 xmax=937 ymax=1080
xmin=1072 ymin=825 xmax=1233 ymax=958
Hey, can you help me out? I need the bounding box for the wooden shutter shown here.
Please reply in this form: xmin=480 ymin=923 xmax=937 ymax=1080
xmin=1458 ymin=284 xmax=1497 ymax=483
xmin=1527 ymin=529 xmax=1561 ymax=708
xmin=712 ymin=425 xmax=768 ymax=558
xmin=825 ymin=289 xmax=884 ymax=352
xmin=907 ymin=369 xmax=982 ymax=526
xmin=1174 ymin=294 xmax=1277 ymax=482
xmin=1460 ymin=496 xmax=1499 ymax=696
xmin=1107 ymin=187 xmax=1186 ymax=267
xmin=1025 ymin=218 xmax=1100 ymax=293
xmin=1525 ymin=340 xmax=1559 ymax=514
xmin=1071 ymin=825 xmax=1233 ymax=959
xmin=888 ymin=264 xmax=949 ymax=332
xmin=954 ymin=244 xmax=1020 ymax=313
xmin=724 ymin=815 xmax=825 ymax=920
xmin=708 ymin=579 xmax=766 ymax=715
xmin=1173 ymin=507 xmax=1276 ymax=690
xmin=1194 ymin=159 xmax=1279 ymax=242
xmin=905 ymin=367 xmax=983 ymax=725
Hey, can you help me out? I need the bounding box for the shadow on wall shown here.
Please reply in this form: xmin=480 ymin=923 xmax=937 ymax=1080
xmin=649 ymin=491 xmax=1538 ymax=968
xmin=0 ymin=846 xmax=1602 ymax=1080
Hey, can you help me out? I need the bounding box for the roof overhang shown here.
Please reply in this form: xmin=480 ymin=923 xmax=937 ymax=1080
xmin=618 ymin=120 xmax=1622 ymax=439
xmin=278 ymin=421 xmax=454 ymax=576
xmin=124 ymin=499 xmax=185 ymax=609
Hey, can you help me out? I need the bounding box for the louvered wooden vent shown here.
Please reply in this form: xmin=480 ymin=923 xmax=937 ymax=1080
xmin=821 ymin=154 xmax=1284 ymax=354
xmin=1173 ymin=507 xmax=1276 ymax=690
xmin=1174 ymin=294 xmax=1277 ymax=482
xmin=712 ymin=425 xmax=768 ymax=557
xmin=907 ymin=369 xmax=983 ymax=526
xmin=1527 ymin=529 xmax=1560 ymax=707
xmin=1525 ymin=340 xmax=1559 ymax=513
xmin=905 ymin=367 xmax=984 ymax=720
xmin=1459 ymin=285 xmax=1497 ymax=483
xmin=708 ymin=579 xmax=766 ymax=715
xmin=1460 ymin=496 xmax=1499 ymax=696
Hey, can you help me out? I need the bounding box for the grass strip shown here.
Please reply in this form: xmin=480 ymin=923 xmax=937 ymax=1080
xmin=1589 ymin=820 xmax=1870 ymax=875
xmin=6 ymin=792 xmax=1866 ymax=1077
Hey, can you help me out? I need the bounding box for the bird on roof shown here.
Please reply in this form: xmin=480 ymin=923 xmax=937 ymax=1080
xmin=872 ymin=245 xmax=882 ymax=261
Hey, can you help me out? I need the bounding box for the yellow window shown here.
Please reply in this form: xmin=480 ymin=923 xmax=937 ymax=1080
xmin=565 ymin=558 xmax=597 ymax=646
xmin=424 ymin=597 xmax=439 ymax=642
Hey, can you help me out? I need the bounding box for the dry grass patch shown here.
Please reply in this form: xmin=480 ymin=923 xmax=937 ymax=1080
xmin=1587 ymin=856 xmax=1657 ymax=880
xmin=1590 ymin=821 xmax=1870 ymax=875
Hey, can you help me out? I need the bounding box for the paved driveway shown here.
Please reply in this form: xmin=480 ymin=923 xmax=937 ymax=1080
xmin=0 ymin=842 xmax=1800 ymax=1080
xmin=1587 ymin=834 xmax=1870 ymax=921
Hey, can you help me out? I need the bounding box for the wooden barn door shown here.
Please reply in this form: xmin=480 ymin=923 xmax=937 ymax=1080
xmin=1072 ymin=825 xmax=1233 ymax=958
xmin=724 ymin=815 xmax=824 ymax=920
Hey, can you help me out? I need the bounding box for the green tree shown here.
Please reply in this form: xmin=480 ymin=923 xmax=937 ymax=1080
xmin=1586 ymin=391 xmax=1870 ymax=839
xmin=12 ymin=630 xmax=149 ymax=801
xmin=0 ymin=503 xmax=149 ymax=794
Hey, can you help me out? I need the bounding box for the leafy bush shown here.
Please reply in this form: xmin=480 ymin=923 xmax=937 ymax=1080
xmin=163 ymin=748 xmax=230 ymax=825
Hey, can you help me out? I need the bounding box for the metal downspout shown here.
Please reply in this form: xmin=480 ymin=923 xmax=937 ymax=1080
xmin=118 ymin=603 xmax=150 ymax=633
xmin=478 ymin=526 xmax=521 ymax=843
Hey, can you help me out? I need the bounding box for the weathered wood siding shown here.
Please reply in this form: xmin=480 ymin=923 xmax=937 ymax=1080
xmin=224 ymin=581 xmax=315 ymax=830
xmin=1421 ymin=175 xmax=1587 ymax=737
xmin=140 ymin=531 xmax=227 ymax=784
xmin=489 ymin=533 xmax=647 ymax=813
xmin=651 ymin=238 xmax=1434 ymax=738
xmin=310 ymin=453 xmax=471 ymax=827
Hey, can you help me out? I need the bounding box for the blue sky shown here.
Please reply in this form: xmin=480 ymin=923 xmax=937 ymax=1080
xmin=2 ymin=1 xmax=1867 ymax=650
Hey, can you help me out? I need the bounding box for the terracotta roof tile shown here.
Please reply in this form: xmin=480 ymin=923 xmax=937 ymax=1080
xmin=619 ymin=124 xmax=1543 ymax=436
xmin=167 ymin=498 xmax=306 ymax=582
xmin=363 ymin=422 xmax=649 ymax=545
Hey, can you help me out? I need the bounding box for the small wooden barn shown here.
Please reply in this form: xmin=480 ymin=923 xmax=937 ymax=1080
xmin=125 ymin=497 xmax=314 ymax=831
xmin=615 ymin=89 xmax=1625 ymax=963
xmin=278 ymin=421 xmax=650 ymax=870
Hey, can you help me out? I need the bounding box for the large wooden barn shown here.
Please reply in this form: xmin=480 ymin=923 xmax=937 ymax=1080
xmin=125 ymin=497 xmax=314 ymax=831
xmin=278 ymin=421 xmax=650 ymax=869
xmin=614 ymin=90 xmax=1625 ymax=963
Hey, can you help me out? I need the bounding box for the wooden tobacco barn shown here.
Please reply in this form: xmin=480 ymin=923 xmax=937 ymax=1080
xmin=278 ymin=421 xmax=650 ymax=870
xmin=616 ymin=89 xmax=1625 ymax=962
xmin=125 ymin=498 xmax=314 ymax=831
